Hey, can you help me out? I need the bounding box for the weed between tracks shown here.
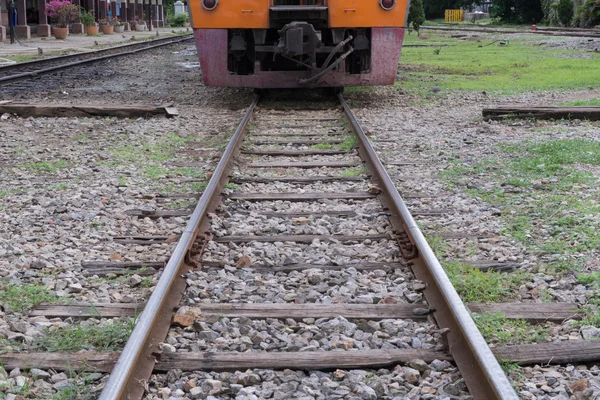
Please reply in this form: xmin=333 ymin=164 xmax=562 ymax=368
xmin=19 ymin=160 xmax=69 ymax=174
xmin=441 ymin=138 xmax=600 ymax=326
xmin=0 ymin=283 xmax=58 ymax=313
xmin=473 ymin=313 xmax=549 ymax=345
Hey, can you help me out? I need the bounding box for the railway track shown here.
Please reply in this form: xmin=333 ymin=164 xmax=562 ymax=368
xmin=0 ymin=90 xmax=600 ymax=399
xmin=85 ymin=93 xmax=515 ymax=399
xmin=0 ymin=34 xmax=193 ymax=86
xmin=3 ymin=92 xmax=599 ymax=398
xmin=421 ymin=25 xmax=600 ymax=38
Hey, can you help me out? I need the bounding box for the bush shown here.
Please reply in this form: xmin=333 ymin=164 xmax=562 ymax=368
xmin=575 ymin=0 xmax=600 ymax=27
xmin=408 ymin=0 xmax=426 ymax=33
xmin=557 ymin=0 xmax=574 ymax=26
xmin=490 ymin=0 xmax=544 ymax=23
xmin=170 ymin=12 xmax=188 ymax=27
xmin=541 ymin=0 xmax=559 ymax=25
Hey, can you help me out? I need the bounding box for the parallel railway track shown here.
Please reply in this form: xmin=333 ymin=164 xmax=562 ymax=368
xmin=0 ymin=34 xmax=193 ymax=86
xmin=91 ymin=93 xmax=517 ymax=399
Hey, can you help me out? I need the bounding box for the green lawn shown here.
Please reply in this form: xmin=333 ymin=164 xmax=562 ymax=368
xmin=398 ymin=33 xmax=600 ymax=94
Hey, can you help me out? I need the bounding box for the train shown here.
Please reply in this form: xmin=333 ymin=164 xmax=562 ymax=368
xmin=188 ymin=0 xmax=410 ymax=88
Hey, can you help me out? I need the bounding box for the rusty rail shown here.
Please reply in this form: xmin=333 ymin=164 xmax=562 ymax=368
xmin=338 ymin=94 xmax=518 ymax=399
xmin=97 ymin=95 xmax=259 ymax=400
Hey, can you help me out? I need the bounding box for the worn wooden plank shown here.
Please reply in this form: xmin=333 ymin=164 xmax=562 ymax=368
xmin=0 ymin=104 xmax=176 ymax=119
xmin=258 ymin=117 xmax=339 ymax=122
xmin=232 ymin=176 xmax=366 ymax=184
xmin=111 ymin=236 xmax=178 ymax=245
xmin=250 ymin=132 xmax=346 ymax=137
xmin=462 ymin=260 xmax=520 ymax=272
xmin=82 ymin=267 xmax=158 ymax=277
xmin=246 ymin=161 xmax=362 ymax=168
xmin=242 ymin=149 xmax=351 ymax=156
xmin=493 ymin=340 xmax=600 ymax=365
xmin=1 ymin=349 xmax=450 ymax=372
xmin=156 ymin=349 xmax=452 ymax=371
xmin=469 ymin=302 xmax=583 ymax=323
xmin=0 ymin=352 xmax=120 ymax=373
xmin=255 ymin=262 xmax=406 ymax=273
xmin=31 ymin=302 xmax=429 ymax=320
xmin=438 ymin=232 xmax=495 ymax=239
xmin=165 ymin=161 xmax=206 ymax=167
xmin=229 ymin=209 xmax=445 ymax=218
xmin=214 ymin=234 xmax=391 ymax=243
xmin=34 ymin=300 xmax=577 ymax=323
xmin=227 ymin=192 xmax=376 ymax=201
xmin=198 ymin=260 xmax=403 ymax=272
xmin=4 ymin=340 xmax=600 ymax=372
xmin=81 ymin=261 xmax=165 ymax=269
xmin=250 ymin=139 xmax=344 ymax=145
xmin=232 ymin=210 xmax=363 ymax=218
xmin=482 ymin=106 xmax=600 ymax=121
xmin=124 ymin=209 xmax=191 ymax=218
xmin=384 ymin=161 xmax=428 ymax=166
xmin=31 ymin=303 xmax=146 ymax=318
xmin=197 ymin=303 xmax=429 ymax=319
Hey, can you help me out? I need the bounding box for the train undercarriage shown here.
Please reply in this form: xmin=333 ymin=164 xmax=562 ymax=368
xmin=193 ymin=2 xmax=405 ymax=88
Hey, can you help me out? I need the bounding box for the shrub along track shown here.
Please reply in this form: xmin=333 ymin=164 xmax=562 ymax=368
xmin=3 ymin=93 xmax=600 ymax=399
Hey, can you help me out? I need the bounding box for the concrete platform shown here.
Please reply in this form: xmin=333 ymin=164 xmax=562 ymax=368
xmin=0 ymin=27 xmax=190 ymax=59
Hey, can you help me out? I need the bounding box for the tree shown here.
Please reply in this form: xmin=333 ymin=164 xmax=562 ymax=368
xmin=490 ymin=0 xmax=544 ymax=23
xmin=408 ymin=0 xmax=426 ymax=33
xmin=557 ymin=0 xmax=574 ymax=26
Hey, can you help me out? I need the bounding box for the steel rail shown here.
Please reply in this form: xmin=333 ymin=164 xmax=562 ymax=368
xmin=338 ymin=94 xmax=518 ymax=400
xmin=0 ymin=35 xmax=193 ymax=85
xmin=98 ymin=95 xmax=259 ymax=400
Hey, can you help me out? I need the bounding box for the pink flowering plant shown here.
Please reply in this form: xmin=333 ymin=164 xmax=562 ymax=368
xmin=46 ymin=0 xmax=80 ymax=28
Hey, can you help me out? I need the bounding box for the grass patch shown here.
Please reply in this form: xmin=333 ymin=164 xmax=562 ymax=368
xmin=20 ymin=160 xmax=68 ymax=173
xmin=399 ymin=33 xmax=600 ymax=94
xmin=340 ymin=166 xmax=367 ymax=178
xmin=339 ymin=135 xmax=358 ymax=151
xmin=474 ymin=312 xmax=548 ymax=345
xmin=0 ymin=284 xmax=57 ymax=313
xmin=0 ymin=189 xmax=21 ymax=199
xmin=311 ymin=143 xmax=334 ymax=150
xmin=577 ymin=271 xmax=600 ymax=286
xmin=444 ymin=261 xmax=526 ymax=303
xmin=559 ymin=98 xmax=600 ymax=106
xmin=50 ymin=183 xmax=69 ymax=191
xmin=442 ymin=139 xmax=600 ymax=267
xmin=144 ymin=164 xmax=169 ymax=180
xmin=574 ymin=272 xmax=600 ymax=327
xmin=32 ymin=318 xmax=134 ymax=352
xmin=6 ymin=54 xmax=43 ymax=63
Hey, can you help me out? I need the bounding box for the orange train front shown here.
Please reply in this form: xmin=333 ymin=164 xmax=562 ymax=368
xmin=189 ymin=0 xmax=410 ymax=88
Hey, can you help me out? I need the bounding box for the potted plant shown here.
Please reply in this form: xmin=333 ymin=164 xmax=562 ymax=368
xmin=135 ymin=18 xmax=147 ymax=31
xmin=80 ymin=10 xmax=98 ymax=36
xmin=114 ymin=18 xmax=125 ymax=33
xmin=45 ymin=0 xmax=79 ymax=40
xmin=99 ymin=17 xmax=115 ymax=35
